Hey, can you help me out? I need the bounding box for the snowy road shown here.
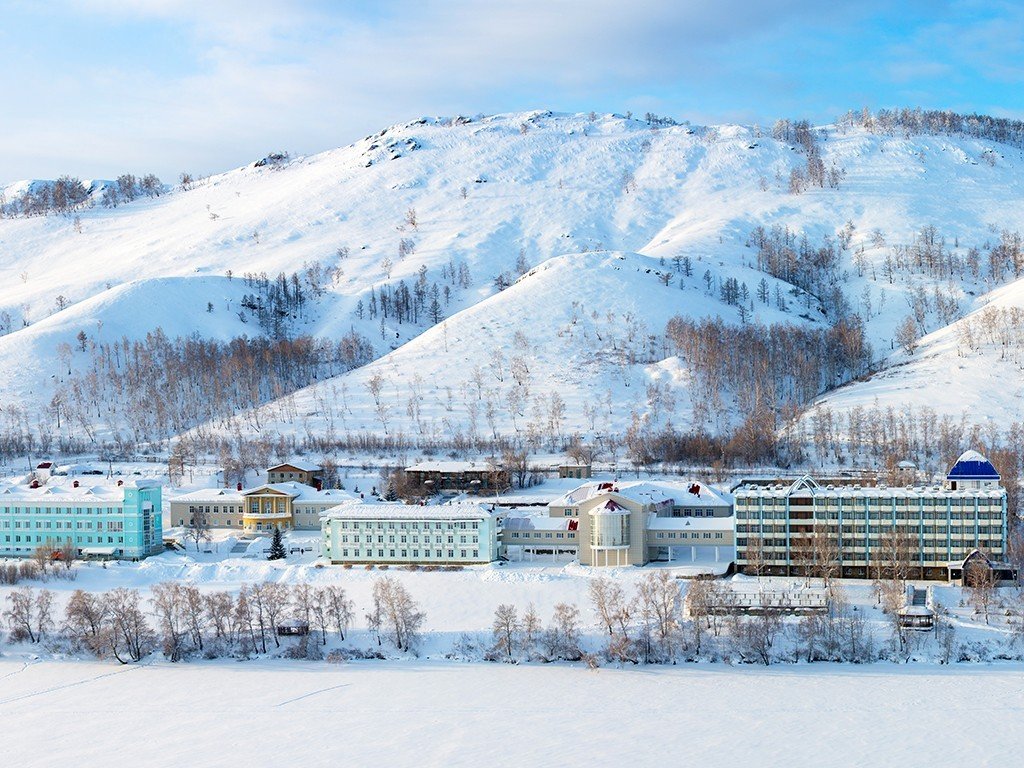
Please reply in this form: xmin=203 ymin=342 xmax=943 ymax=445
xmin=1 ymin=659 xmax=1021 ymax=767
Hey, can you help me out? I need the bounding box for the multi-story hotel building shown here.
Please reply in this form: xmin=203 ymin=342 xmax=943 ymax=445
xmin=732 ymin=450 xmax=1008 ymax=580
xmin=503 ymin=480 xmax=734 ymax=566
xmin=0 ymin=477 xmax=162 ymax=560
xmin=321 ymin=503 xmax=501 ymax=565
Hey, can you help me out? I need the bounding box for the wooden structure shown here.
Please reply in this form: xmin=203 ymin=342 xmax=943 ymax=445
xmin=267 ymin=461 xmax=321 ymax=487
xmin=405 ymin=461 xmax=510 ymax=495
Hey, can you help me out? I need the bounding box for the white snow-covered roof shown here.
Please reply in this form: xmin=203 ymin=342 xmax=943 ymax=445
xmin=323 ymin=502 xmax=496 ymax=521
xmin=646 ymin=514 xmax=734 ymax=532
xmin=552 ymin=480 xmax=731 ymax=508
xmin=734 ymin=482 xmax=1004 ymax=499
xmin=0 ymin=479 xmax=155 ymax=503
xmin=172 ymin=483 xmax=357 ymax=505
xmin=501 ymin=515 xmax=573 ymax=531
xmin=405 ymin=460 xmax=496 ymax=473
xmin=171 ymin=487 xmax=240 ymax=502
xmin=897 ymin=605 xmax=935 ymax=617
xmin=267 ymin=460 xmax=321 ymax=473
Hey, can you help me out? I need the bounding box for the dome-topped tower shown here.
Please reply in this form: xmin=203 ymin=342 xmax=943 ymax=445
xmin=946 ymin=450 xmax=1000 ymax=490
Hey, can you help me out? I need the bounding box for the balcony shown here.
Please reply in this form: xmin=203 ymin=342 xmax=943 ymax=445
xmin=243 ymin=510 xmax=291 ymax=520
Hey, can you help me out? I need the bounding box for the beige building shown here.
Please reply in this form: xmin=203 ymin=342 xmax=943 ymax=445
xmin=502 ymin=480 xmax=734 ymax=566
xmin=169 ymin=482 xmax=357 ymax=533
xmin=558 ymin=463 xmax=593 ymax=480
xmin=267 ymin=461 xmax=322 ymax=487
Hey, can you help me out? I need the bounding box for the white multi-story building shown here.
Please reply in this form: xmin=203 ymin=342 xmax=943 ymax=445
xmin=321 ymin=503 xmax=501 ymax=565
xmin=732 ymin=450 xmax=1008 ymax=580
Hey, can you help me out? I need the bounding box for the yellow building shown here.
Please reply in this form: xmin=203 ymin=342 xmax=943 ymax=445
xmin=170 ymin=482 xmax=357 ymax=533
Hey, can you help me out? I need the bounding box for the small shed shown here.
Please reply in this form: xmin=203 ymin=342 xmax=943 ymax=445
xmin=276 ymin=619 xmax=310 ymax=636
xmin=558 ymin=464 xmax=592 ymax=480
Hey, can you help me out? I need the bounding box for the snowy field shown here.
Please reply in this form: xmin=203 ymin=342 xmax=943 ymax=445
xmin=2 ymin=658 xmax=1023 ymax=767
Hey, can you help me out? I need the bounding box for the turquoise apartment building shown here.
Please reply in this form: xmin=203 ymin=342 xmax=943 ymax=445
xmin=0 ymin=478 xmax=163 ymax=560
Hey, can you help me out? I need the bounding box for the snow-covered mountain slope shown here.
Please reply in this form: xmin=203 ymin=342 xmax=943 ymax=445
xmin=0 ymin=276 xmax=254 ymax=410
xmin=804 ymin=275 xmax=1024 ymax=434
xmin=4 ymin=110 xmax=1024 ymax=445
xmin=218 ymin=250 xmax=814 ymax=443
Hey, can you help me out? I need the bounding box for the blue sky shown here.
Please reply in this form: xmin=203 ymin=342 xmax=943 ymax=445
xmin=2 ymin=0 xmax=1023 ymax=181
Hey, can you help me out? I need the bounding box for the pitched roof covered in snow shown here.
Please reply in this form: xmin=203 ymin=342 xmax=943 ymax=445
xmin=501 ymin=514 xmax=573 ymax=531
xmin=267 ymin=460 xmax=321 ymax=473
xmin=172 ymin=483 xmax=357 ymax=505
xmin=0 ymin=479 xmax=156 ymax=503
xmin=405 ymin=460 xmax=496 ymax=474
xmin=322 ymin=502 xmax=497 ymax=521
xmin=552 ymin=480 xmax=731 ymax=509
xmin=946 ymin=450 xmax=1000 ymax=481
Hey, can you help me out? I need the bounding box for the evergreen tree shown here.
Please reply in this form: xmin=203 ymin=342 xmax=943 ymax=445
xmin=267 ymin=527 xmax=286 ymax=560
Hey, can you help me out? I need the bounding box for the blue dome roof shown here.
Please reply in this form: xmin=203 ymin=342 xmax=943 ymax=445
xmin=947 ymin=450 xmax=1000 ymax=480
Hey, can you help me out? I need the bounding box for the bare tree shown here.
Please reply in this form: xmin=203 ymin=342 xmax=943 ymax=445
xmin=4 ymin=587 xmax=39 ymax=642
xmin=636 ymin=572 xmax=682 ymax=661
xmin=521 ymin=602 xmax=541 ymax=660
xmin=321 ymin=585 xmax=354 ymax=641
xmin=811 ymin=524 xmax=841 ymax=595
xmin=743 ymin=533 xmax=768 ymax=581
xmin=182 ymin=585 xmax=206 ymax=652
xmin=490 ymin=604 xmax=520 ymax=661
xmin=260 ymin=582 xmax=290 ymax=647
xmin=64 ymin=589 xmax=110 ymax=655
xmin=204 ymin=591 xmax=235 ymax=648
xmin=965 ymin=559 xmax=999 ymax=625
xmin=542 ymin=602 xmax=582 ymax=661
xmin=291 ymin=583 xmax=315 ymax=629
xmin=151 ymin=582 xmax=189 ymax=661
xmin=367 ymin=577 xmax=425 ymax=652
xmin=106 ymin=588 xmax=155 ymax=663
xmin=32 ymin=540 xmax=55 ymax=575
xmin=895 ymin=315 xmax=920 ymax=355
xmin=185 ymin=506 xmax=212 ymax=552
xmin=500 ymin=448 xmax=530 ymax=489
xmin=58 ymin=538 xmax=76 ymax=570
xmin=730 ymin=610 xmax=784 ymax=665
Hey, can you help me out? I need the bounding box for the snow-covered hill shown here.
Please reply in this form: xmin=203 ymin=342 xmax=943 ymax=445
xmin=803 ymin=274 xmax=1024 ymax=449
xmin=4 ymin=110 xmax=1024 ymax=450
xmin=226 ymin=250 xmax=814 ymax=444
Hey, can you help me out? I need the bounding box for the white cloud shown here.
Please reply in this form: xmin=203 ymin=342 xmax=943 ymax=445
xmin=2 ymin=0 xmax=1020 ymax=180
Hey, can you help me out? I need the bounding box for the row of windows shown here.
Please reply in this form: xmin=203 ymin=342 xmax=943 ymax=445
xmin=737 ymin=537 xmax=1002 ymax=551
xmin=737 ymin=498 xmax=1002 ymax=510
xmin=739 ymin=523 xmax=1002 ymax=535
xmin=653 ymin=531 xmax=725 ymax=540
xmin=335 ymin=520 xmax=481 ymax=531
xmin=671 ymin=507 xmax=722 ymax=517
xmin=506 ymin=531 xmax=576 ymax=540
xmin=0 ymin=506 xmax=124 ymax=515
xmin=339 ymin=533 xmax=477 ymax=545
xmin=738 ymin=509 xmax=1002 ymax=522
xmin=4 ymin=534 xmax=125 ymax=545
xmin=336 ymin=548 xmax=471 ymax=560
xmin=2 ymin=519 xmax=125 ymax=531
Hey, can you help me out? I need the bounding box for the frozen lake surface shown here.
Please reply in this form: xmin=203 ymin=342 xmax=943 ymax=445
xmin=2 ymin=658 xmax=1022 ymax=767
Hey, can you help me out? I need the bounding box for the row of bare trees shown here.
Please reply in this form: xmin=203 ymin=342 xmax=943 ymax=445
xmin=3 ymin=581 xmax=363 ymax=663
